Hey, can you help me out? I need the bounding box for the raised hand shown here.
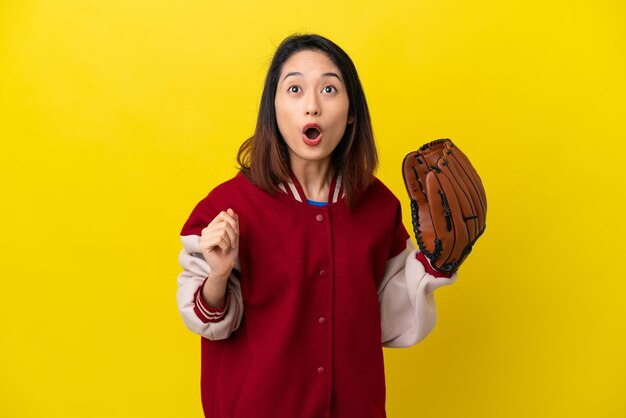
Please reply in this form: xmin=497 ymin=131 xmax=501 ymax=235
xmin=198 ymin=208 xmax=239 ymax=306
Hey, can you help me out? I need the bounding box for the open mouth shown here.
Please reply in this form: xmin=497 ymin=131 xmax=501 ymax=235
xmin=302 ymin=123 xmax=323 ymax=146
xmin=305 ymin=127 xmax=321 ymax=139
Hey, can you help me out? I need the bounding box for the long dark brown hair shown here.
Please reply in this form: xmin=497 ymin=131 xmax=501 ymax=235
xmin=237 ymin=33 xmax=378 ymax=208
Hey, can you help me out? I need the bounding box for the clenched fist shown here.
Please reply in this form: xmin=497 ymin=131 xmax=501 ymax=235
xmin=198 ymin=208 xmax=239 ymax=307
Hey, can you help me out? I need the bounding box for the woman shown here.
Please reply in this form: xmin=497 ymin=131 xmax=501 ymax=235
xmin=176 ymin=33 xmax=456 ymax=418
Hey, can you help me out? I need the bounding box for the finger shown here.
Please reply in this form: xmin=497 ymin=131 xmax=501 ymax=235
xmin=211 ymin=230 xmax=233 ymax=250
xmin=206 ymin=222 xmax=236 ymax=248
xmin=207 ymin=212 xmax=237 ymax=234
xmin=220 ymin=222 xmax=237 ymax=249
xmin=206 ymin=211 xmax=226 ymax=229
xmin=207 ymin=210 xmax=233 ymax=230
xmin=201 ymin=231 xmax=232 ymax=254
xmin=217 ymin=238 xmax=230 ymax=255
xmin=222 ymin=209 xmax=239 ymax=234
xmin=235 ymin=214 xmax=239 ymax=248
xmin=205 ymin=234 xmax=230 ymax=255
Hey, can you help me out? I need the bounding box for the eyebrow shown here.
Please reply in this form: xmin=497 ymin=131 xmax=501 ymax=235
xmin=282 ymin=71 xmax=342 ymax=82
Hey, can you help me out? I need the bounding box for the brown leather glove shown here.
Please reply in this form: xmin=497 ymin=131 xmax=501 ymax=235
xmin=402 ymin=139 xmax=487 ymax=273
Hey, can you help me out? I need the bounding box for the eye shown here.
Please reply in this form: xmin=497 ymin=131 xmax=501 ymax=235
xmin=288 ymin=86 xmax=301 ymax=93
xmin=322 ymin=86 xmax=337 ymax=94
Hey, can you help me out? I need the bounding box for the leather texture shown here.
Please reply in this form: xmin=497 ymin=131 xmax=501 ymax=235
xmin=402 ymin=138 xmax=487 ymax=273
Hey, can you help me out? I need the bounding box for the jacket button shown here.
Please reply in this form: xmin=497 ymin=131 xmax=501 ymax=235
xmin=319 ymin=269 xmax=328 ymax=278
xmin=318 ymin=317 xmax=327 ymax=325
xmin=317 ymin=367 xmax=326 ymax=375
xmin=315 ymin=214 xmax=324 ymax=222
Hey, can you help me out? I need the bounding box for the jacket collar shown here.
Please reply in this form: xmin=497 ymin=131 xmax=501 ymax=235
xmin=277 ymin=171 xmax=344 ymax=204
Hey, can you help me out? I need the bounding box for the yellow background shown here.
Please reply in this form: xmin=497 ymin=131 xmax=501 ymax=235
xmin=1 ymin=0 xmax=625 ymax=417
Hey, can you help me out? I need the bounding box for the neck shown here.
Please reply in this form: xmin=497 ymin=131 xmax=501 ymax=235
xmin=290 ymin=159 xmax=333 ymax=202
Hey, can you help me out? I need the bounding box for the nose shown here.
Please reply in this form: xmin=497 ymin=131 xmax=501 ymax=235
xmin=305 ymin=92 xmax=320 ymax=116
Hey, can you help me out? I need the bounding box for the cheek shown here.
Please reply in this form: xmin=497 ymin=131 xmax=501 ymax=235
xmin=274 ymin=103 xmax=288 ymax=134
xmin=275 ymin=98 xmax=295 ymax=125
xmin=331 ymin=103 xmax=351 ymax=128
xmin=335 ymin=98 xmax=350 ymax=120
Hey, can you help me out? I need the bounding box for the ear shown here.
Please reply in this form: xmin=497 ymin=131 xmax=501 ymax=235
xmin=347 ymin=114 xmax=354 ymax=125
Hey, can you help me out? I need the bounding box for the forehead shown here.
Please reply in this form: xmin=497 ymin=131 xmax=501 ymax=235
xmin=279 ymin=50 xmax=341 ymax=78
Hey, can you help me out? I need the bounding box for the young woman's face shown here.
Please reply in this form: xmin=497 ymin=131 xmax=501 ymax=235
xmin=275 ymin=49 xmax=352 ymax=169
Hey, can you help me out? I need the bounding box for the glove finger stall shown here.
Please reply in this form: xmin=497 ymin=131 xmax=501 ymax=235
xmin=442 ymin=153 xmax=482 ymax=240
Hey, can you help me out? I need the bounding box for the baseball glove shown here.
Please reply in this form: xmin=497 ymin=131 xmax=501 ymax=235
xmin=402 ymin=138 xmax=487 ymax=273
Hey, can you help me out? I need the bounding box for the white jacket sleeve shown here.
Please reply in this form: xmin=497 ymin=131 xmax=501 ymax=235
xmin=176 ymin=234 xmax=244 ymax=340
xmin=379 ymin=239 xmax=457 ymax=348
